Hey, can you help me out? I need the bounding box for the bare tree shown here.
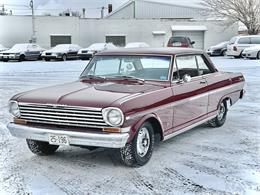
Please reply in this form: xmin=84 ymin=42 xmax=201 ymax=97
xmin=201 ymin=0 xmax=260 ymax=35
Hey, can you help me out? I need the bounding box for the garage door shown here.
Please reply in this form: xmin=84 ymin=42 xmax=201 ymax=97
xmin=172 ymin=31 xmax=204 ymax=49
xmin=50 ymin=35 xmax=71 ymax=47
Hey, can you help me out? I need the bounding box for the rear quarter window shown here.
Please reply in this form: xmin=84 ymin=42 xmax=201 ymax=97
xmin=250 ymin=37 xmax=260 ymax=44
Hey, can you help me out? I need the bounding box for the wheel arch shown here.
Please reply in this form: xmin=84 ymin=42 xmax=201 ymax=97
xmin=128 ymin=114 xmax=164 ymax=142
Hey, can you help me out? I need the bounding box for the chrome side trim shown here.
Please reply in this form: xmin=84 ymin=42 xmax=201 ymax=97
xmin=7 ymin=123 xmax=129 ymax=148
xmin=163 ymin=114 xmax=217 ymax=141
xmin=126 ymin=82 xmax=244 ymax=120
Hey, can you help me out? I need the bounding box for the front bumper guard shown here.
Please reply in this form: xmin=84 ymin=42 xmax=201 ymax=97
xmin=7 ymin=123 xmax=129 ymax=148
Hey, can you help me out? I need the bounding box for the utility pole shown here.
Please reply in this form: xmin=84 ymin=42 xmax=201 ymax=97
xmin=101 ymin=6 xmax=105 ymax=18
xmin=29 ymin=0 xmax=36 ymax=43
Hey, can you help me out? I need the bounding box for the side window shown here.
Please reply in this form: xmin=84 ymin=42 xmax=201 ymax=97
xmin=175 ymin=55 xmax=198 ymax=79
xmin=238 ymin=37 xmax=250 ymax=44
xmin=196 ymin=55 xmax=212 ymax=75
xmin=250 ymin=37 xmax=260 ymax=44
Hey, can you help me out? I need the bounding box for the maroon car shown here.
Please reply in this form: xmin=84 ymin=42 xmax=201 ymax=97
xmin=7 ymin=48 xmax=245 ymax=167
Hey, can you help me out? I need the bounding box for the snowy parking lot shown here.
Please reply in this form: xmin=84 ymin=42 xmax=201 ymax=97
xmin=0 ymin=57 xmax=259 ymax=194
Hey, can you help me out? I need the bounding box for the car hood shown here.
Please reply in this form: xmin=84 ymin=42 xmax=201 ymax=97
xmin=1 ymin=48 xmax=25 ymax=53
xmin=44 ymin=48 xmax=68 ymax=53
xmin=12 ymin=81 xmax=163 ymax=109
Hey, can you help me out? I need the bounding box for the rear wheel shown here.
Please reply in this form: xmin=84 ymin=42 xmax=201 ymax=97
xmin=19 ymin=54 xmax=25 ymax=62
xmin=26 ymin=139 xmax=59 ymax=155
xmin=120 ymin=122 xmax=154 ymax=167
xmin=222 ymin=50 xmax=227 ymax=56
xmin=44 ymin=58 xmax=50 ymax=61
xmin=209 ymin=100 xmax=227 ymax=127
xmin=3 ymin=59 xmax=8 ymax=62
xmin=257 ymin=51 xmax=260 ymax=59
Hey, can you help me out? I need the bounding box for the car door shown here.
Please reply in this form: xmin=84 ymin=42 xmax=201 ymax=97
xmin=31 ymin=44 xmax=41 ymax=59
xmin=171 ymin=54 xmax=208 ymax=131
xmin=198 ymin=54 xmax=232 ymax=115
xmin=237 ymin=37 xmax=251 ymax=53
xmin=67 ymin=45 xmax=78 ymax=58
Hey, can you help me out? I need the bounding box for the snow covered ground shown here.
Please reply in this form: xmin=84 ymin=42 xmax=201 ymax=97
xmin=0 ymin=57 xmax=259 ymax=194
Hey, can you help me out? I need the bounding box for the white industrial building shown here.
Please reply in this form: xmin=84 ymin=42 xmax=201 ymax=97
xmin=0 ymin=0 xmax=238 ymax=50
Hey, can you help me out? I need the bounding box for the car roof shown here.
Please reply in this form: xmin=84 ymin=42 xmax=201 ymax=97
xmin=96 ymin=47 xmax=204 ymax=56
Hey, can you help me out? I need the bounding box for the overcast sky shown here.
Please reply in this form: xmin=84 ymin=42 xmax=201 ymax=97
xmin=1 ymin=0 xmax=202 ymax=17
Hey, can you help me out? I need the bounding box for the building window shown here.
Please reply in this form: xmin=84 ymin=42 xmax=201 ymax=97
xmin=106 ymin=35 xmax=126 ymax=47
xmin=50 ymin=35 xmax=71 ymax=47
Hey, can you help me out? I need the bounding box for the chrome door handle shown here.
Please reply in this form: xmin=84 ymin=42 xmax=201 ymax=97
xmin=200 ymin=80 xmax=207 ymax=84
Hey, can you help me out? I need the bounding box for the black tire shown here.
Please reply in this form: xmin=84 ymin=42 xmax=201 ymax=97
xmin=3 ymin=59 xmax=8 ymax=62
xmin=222 ymin=50 xmax=227 ymax=56
xmin=26 ymin=139 xmax=59 ymax=155
xmin=19 ymin=54 xmax=25 ymax=62
xmin=234 ymin=56 xmax=240 ymax=59
xmin=44 ymin=58 xmax=50 ymax=61
xmin=120 ymin=121 xmax=154 ymax=167
xmin=257 ymin=51 xmax=260 ymax=59
xmin=62 ymin=54 xmax=67 ymax=61
xmin=209 ymin=100 xmax=227 ymax=127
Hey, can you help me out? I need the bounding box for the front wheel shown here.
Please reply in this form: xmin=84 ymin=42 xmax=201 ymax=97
xmin=120 ymin=122 xmax=154 ymax=167
xmin=209 ymin=100 xmax=227 ymax=127
xmin=257 ymin=51 xmax=260 ymax=59
xmin=26 ymin=139 xmax=59 ymax=155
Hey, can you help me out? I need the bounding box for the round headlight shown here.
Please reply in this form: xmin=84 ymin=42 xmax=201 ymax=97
xmin=9 ymin=101 xmax=20 ymax=117
xmin=102 ymin=107 xmax=124 ymax=126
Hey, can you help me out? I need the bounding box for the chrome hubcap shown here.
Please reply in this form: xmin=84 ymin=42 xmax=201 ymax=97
xmin=136 ymin=127 xmax=150 ymax=157
xmin=217 ymin=103 xmax=226 ymax=120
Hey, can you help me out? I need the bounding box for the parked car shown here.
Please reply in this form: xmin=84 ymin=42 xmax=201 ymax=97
xmin=125 ymin=42 xmax=150 ymax=48
xmin=7 ymin=48 xmax=245 ymax=167
xmin=227 ymin=35 xmax=260 ymax=58
xmin=242 ymin=45 xmax=260 ymax=59
xmin=0 ymin=43 xmax=45 ymax=62
xmin=0 ymin=44 xmax=8 ymax=52
xmin=207 ymin=41 xmax=229 ymax=56
xmin=78 ymin=43 xmax=117 ymax=60
xmin=41 ymin=44 xmax=81 ymax=61
xmin=167 ymin=36 xmax=195 ymax=48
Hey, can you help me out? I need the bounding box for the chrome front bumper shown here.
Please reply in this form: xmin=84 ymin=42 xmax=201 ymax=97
xmin=7 ymin=123 xmax=129 ymax=148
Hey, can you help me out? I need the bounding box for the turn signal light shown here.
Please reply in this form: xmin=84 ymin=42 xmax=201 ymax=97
xmin=14 ymin=118 xmax=27 ymax=125
xmin=102 ymin=127 xmax=121 ymax=133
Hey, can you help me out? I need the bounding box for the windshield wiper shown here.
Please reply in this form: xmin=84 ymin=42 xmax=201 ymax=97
xmin=107 ymin=75 xmax=145 ymax=83
xmin=80 ymin=75 xmax=106 ymax=80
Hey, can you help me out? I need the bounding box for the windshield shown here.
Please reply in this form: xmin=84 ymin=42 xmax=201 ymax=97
xmin=88 ymin=43 xmax=105 ymax=50
xmin=215 ymin=42 xmax=228 ymax=47
xmin=11 ymin=44 xmax=28 ymax=50
xmin=53 ymin=44 xmax=70 ymax=50
xmin=229 ymin=37 xmax=237 ymax=44
xmin=80 ymin=55 xmax=172 ymax=81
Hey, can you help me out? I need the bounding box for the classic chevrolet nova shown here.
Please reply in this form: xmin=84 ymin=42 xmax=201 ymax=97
xmin=7 ymin=48 xmax=245 ymax=167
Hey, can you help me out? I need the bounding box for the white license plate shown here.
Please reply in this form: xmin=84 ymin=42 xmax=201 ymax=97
xmin=49 ymin=134 xmax=70 ymax=145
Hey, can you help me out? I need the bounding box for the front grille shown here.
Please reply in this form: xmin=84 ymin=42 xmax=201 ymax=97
xmin=3 ymin=53 xmax=9 ymax=55
xmin=81 ymin=50 xmax=88 ymax=53
xmin=18 ymin=103 xmax=109 ymax=128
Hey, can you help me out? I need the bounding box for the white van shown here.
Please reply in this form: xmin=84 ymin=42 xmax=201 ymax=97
xmin=226 ymin=35 xmax=260 ymax=58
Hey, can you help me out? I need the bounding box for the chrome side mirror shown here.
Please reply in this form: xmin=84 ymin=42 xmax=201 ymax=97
xmin=182 ymin=74 xmax=191 ymax=83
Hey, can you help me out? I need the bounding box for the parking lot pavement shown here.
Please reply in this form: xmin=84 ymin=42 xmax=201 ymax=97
xmin=0 ymin=58 xmax=259 ymax=194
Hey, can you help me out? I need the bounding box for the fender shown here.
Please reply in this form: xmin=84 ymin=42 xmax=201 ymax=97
xmin=127 ymin=113 xmax=163 ymax=143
